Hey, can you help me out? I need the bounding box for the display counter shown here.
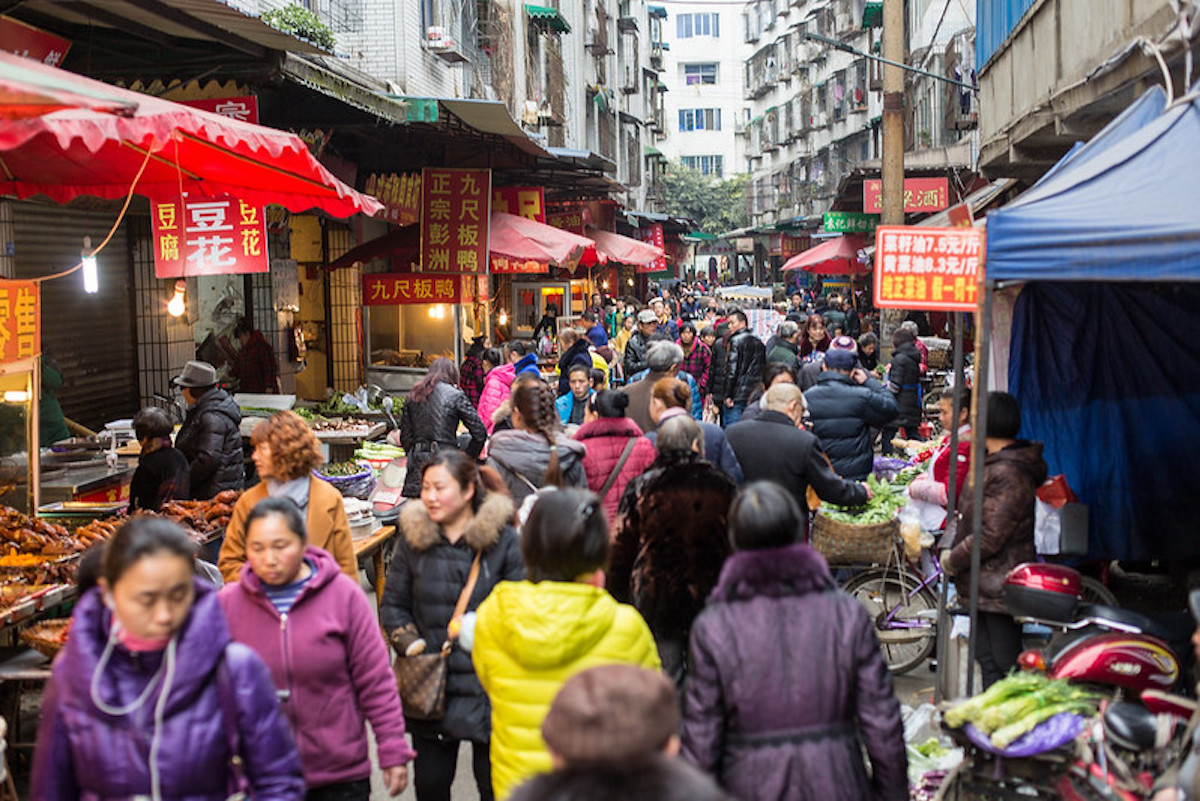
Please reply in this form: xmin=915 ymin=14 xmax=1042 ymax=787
xmin=40 ymin=462 xmax=135 ymax=504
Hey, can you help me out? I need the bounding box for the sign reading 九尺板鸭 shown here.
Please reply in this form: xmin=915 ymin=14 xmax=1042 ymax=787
xmin=420 ymin=168 xmax=491 ymax=274
xmin=362 ymin=274 xmax=462 ymax=305
xmin=873 ymin=226 xmax=983 ymax=312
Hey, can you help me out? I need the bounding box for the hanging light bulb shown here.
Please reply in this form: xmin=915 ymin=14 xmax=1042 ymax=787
xmin=498 ymin=310 xmax=509 ymax=326
xmin=627 ymin=277 xmax=634 ymax=287
xmin=166 ymin=280 xmax=186 ymax=318
xmin=602 ymin=280 xmax=609 ymax=290
xmin=81 ymin=236 xmax=98 ymax=294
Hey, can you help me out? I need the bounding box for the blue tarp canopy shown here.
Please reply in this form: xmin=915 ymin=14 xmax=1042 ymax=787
xmin=987 ymin=84 xmax=1200 ymax=559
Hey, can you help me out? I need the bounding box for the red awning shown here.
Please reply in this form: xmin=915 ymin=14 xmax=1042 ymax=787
xmin=781 ymin=234 xmax=868 ymax=274
xmin=583 ymin=227 xmax=664 ymax=267
xmin=0 ymin=52 xmax=380 ymax=218
xmin=327 ymin=225 xmax=419 ymax=270
xmin=489 ymin=211 xmax=594 ymax=268
xmin=0 ymin=53 xmax=137 ymax=119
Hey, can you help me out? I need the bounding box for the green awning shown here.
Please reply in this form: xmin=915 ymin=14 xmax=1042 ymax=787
xmin=685 ymin=232 xmax=718 ymax=241
xmin=526 ymin=4 xmax=571 ymax=34
xmin=648 ymin=5 xmax=668 ymax=19
xmin=643 ymin=145 xmax=663 ymax=157
xmin=862 ymin=1 xmax=882 ymax=29
xmin=657 ymin=80 xmax=668 ymax=91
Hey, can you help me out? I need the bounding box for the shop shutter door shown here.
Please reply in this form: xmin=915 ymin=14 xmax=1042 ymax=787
xmin=12 ymin=203 xmax=137 ymax=431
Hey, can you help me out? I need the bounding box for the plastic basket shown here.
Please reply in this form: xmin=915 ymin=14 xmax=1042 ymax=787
xmin=314 ymin=464 xmax=377 ymax=500
xmin=810 ymin=513 xmax=899 ymax=565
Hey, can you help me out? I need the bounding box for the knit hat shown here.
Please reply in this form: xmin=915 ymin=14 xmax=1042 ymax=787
xmin=830 ymin=335 xmax=857 ymax=353
xmin=541 ymin=665 xmax=679 ymax=766
xmin=637 ymin=309 xmax=658 ymax=324
xmin=824 ymin=348 xmax=857 ymax=370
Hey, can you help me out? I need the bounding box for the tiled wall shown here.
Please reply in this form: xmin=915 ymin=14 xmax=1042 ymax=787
xmin=130 ymin=216 xmax=197 ymax=412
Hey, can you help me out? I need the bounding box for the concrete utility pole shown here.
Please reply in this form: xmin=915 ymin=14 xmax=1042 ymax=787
xmin=879 ymin=0 xmax=905 ymax=357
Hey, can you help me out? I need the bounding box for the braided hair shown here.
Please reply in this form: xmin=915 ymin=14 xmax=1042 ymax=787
xmin=511 ymin=377 xmax=564 ymax=487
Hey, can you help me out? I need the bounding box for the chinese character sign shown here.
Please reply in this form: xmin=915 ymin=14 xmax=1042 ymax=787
xmin=152 ymin=196 xmax=269 ymax=278
xmin=0 ymin=280 xmax=40 ymax=364
xmin=420 ymin=168 xmax=491 ymax=274
xmin=873 ymin=226 xmax=983 ymax=312
xmin=781 ymin=235 xmax=810 ymax=257
xmin=823 ymin=212 xmax=879 ymax=234
xmin=365 ymin=173 xmax=422 ymax=225
xmin=0 ymin=16 xmax=71 ymax=66
xmin=863 ymin=178 xmax=950 ymax=214
xmin=362 ymin=274 xmax=462 ymax=306
xmin=492 ymin=187 xmax=545 ymax=222
xmin=490 ymin=256 xmax=549 ymax=275
xmin=637 ymin=224 xmax=667 ymax=274
xmin=180 ymin=96 xmax=259 ymax=123
xmin=546 ymin=210 xmax=585 ymax=234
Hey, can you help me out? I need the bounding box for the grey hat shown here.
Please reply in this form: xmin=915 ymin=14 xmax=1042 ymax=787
xmin=172 ymin=360 xmax=218 ymax=388
xmin=637 ymin=309 xmax=658 ymax=324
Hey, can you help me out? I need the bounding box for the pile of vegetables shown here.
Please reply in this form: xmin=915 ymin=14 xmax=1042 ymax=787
xmin=355 ymin=441 xmax=405 ymax=462
xmin=820 ymin=474 xmax=907 ymax=525
xmin=317 ymin=461 xmax=370 ymax=477
xmin=942 ymin=672 xmax=1099 ymax=749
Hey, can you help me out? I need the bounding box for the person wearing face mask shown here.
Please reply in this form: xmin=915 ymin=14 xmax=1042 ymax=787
xmin=382 ymin=451 xmax=524 ymax=801
xmin=220 ymin=498 xmax=416 ymax=800
xmin=218 ymin=411 xmax=356 ymax=584
xmin=33 ymin=517 xmax=304 ymax=800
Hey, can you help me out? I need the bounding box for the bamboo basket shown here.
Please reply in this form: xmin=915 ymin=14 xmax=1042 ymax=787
xmin=810 ymin=513 xmax=899 ymax=565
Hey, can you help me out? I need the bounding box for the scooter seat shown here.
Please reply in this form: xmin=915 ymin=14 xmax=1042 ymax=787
xmin=1103 ymin=702 xmax=1161 ymax=751
xmin=1076 ymin=603 xmax=1166 ymax=639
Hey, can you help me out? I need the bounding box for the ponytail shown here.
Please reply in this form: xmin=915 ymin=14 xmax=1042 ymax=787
xmin=512 ymin=378 xmax=564 ymax=487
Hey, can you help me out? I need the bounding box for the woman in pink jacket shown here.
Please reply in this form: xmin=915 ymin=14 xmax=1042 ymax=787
xmin=220 ymin=497 xmax=416 ymax=799
xmin=478 ymin=344 xmax=540 ymax=434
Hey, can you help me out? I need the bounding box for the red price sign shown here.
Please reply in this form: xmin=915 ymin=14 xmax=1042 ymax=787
xmin=863 ymin=178 xmax=950 ymax=214
xmin=362 ymin=274 xmax=461 ymax=306
xmin=0 ymin=280 xmax=39 ymax=364
xmin=152 ymin=196 xmax=269 ymax=277
xmin=873 ymin=226 xmax=983 ymax=312
xmin=420 ymin=168 xmax=491 ymax=274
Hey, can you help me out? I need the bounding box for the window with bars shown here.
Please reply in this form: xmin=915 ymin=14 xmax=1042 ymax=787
xmin=683 ymin=63 xmax=718 ymax=85
xmin=681 ymin=155 xmax=724 ymax=176
xmin=676 ymin=13 xmax=719 ymax=38
xmin=678 ymin=108 xmax=721 ymax=132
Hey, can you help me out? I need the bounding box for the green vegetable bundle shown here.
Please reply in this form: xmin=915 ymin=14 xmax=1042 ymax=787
xmin=318 ymin=461 xmax=368 ymax=477
xmin=942 ymin=672 xmax=1099 ymax=748
xmin=820 ymin=474 xmax=907 ymax=525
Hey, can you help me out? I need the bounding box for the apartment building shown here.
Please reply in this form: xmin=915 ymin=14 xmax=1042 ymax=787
xmin=658 ymin=4 xmax=755 ymax=178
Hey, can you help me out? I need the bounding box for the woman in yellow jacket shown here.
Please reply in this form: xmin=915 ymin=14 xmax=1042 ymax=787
xmin=472 ymin=488 xmax=661 ymax=799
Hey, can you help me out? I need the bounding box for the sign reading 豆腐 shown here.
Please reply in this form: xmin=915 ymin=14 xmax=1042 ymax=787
xmin=362 ymin=274 xmax=461 ymax=306
xmin=0 ymin=280 xmax=40 ymax=364
xmin=873 ymin=226 xmax=983 ymax=312
xmin=152 ymin=197 xmax=269 ymax=277
xmin=863 ymin=178 xmax=949 ymax=214
xmin=420 ymin=168 xmax=491 ymax=274
xmin=824 ymin=211 xmax=880 ymax=234
xmin=493 ymin=187 xmax=545 ymax=222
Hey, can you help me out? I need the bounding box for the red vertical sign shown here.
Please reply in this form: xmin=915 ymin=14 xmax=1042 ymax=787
xmin=0 ymin=16 xmax=71 ymax=66
xmin=0 ymin=280 xmax=40 ymax=364
xmin=420 ymin=168 xmax=491 ymax=274
xmin=637 ymin=224 xmax=667 ymax=274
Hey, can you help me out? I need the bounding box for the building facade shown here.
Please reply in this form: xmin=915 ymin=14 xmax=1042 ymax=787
xmin=657 ymin=3 xmax=754 ymax=178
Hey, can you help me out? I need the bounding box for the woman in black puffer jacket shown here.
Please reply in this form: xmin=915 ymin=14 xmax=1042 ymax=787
xmin=397 ymin=358 xmax=487 ymax=498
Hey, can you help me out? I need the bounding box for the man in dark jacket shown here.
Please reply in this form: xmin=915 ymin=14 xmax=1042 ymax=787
xmin=172 ymin=360 xmax=244 ymax=500
xmin=726 ymin=384 xmax=869 ymax=532
xmin=766 ymin=320 xmax=801 ymax=369
xmin=230 ymin=317 xmax=279 ymax=394
xmin=944 ymin=392 xmax=1048 ymax=688
xmin=720 ymin=311 xmax=766 ymax=428
xmin=804 ymin=348 xmax=899 ymax=480
xmin=622 ymin=309 xmax=659 ymax=378
xmin=556 ymin=329 xmax=593 ymax=396
xmin=882 ymin=327 xmax=924 ymax=453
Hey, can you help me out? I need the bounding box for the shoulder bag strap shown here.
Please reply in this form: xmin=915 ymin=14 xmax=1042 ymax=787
xmin=442 ymin=550 xmax=482 ymax=654
xmin=215 ymin=650 xmax=249 ymax=796
xmin=489 ymin=454 xmax=540 ymax=494
xmin=599 ymin=438 xmax=638 ymax=499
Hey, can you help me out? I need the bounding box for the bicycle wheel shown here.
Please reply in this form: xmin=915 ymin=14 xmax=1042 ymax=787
xmin=1078 ymin=575 xmax=1119 ymax=607
xmin=843 ymin=566 xmax=938 ymax=673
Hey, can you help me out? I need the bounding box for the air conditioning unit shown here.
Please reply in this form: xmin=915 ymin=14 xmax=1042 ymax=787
xmin=425 ymin=26 xmax=458 ymax=52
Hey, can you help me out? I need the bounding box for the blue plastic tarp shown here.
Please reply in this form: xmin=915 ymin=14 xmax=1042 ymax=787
xmin=987 ymin=85 xmax=1200 ymax=282
xmin=1009 ymin=283 xmax=1200 ymax=559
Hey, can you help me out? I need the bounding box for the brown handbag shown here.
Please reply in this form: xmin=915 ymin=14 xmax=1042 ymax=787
xmin=393 ymin=550 xmax=481 ymax=721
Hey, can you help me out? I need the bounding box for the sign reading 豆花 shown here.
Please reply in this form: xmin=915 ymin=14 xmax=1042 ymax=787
xmin=152 ymin=196 xmax=269 ymax=278
xmin=873 ymin=226 xmax=983 ymax=312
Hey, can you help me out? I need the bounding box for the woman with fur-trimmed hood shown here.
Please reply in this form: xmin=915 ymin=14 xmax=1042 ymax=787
xmin=382 ymin=451 xmax=525 ymax=801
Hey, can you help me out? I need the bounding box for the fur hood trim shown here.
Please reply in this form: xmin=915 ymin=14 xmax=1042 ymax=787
xmin=400 ymin=492 xmax=514 ymax=552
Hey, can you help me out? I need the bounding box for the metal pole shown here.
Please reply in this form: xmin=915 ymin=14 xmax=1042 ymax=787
xmin=934 ymin=311 xmax=964 ymax=703
xmin=966 ymin=282 xmax=994 ymax=696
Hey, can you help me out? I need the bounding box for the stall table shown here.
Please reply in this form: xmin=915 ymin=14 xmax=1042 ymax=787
xmin=40 ymin=463 xmax=135 ymax=504
xmin=314 ymin=423 xmax=388 ymax=463
xmin=353 ymin=526 xmax=396 ymax=627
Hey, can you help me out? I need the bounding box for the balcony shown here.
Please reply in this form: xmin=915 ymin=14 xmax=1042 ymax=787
xmin=618 ymin=16 xmax=638 ymax=33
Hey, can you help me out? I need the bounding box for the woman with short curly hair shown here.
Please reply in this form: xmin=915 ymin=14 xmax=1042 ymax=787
xmin=218 ymin=411 xmax=357 ymax=583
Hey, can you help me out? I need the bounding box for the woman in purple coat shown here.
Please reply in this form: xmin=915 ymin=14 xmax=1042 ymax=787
xmin=33 ymin=517 xmax=304 ymax=800
xmin=681 ymin=482 xmax=907 ymax=801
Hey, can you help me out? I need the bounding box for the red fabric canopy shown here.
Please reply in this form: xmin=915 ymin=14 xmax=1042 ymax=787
xmin=327 ymin=225 xmax=419 ymax=270
xmin=781 ymin=235 xmax=869 ymax=274
xmin=489 ymin=211 xmax=594 ymax=266
xmin=582 ymin=228 xmax=664 ymax=267
xmin=0 ymin=52 xmax=380 ymax=218
xmin=0 ymin=53 xmax=136 ymax=119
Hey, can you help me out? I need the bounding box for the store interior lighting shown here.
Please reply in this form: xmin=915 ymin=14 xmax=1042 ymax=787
xmin=166 ymin=280 xmax=186 ymax=318
xmin=2 ymin=391 xmax=28 ymax=403
xmin=81 ymin=236 xmax=98 ymax=294
xmin=498 ymin=310 xmax=508 ymax=326
xmin=428 ymin=304 xmax=446 ymax=319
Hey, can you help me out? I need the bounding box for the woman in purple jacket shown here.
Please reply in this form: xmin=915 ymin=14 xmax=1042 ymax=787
xmin=33 ymin=517 xmax=304 ymax=800
xmin=681 ymin=482 xmax=907 ymax=801
xmin=220 ymin=497 xmax=417 ymax=799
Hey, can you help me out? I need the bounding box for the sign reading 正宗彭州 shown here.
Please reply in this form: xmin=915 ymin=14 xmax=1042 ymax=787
xmin=823 ymin=211 xmax=880 ymax=234
xmin=863 ymin=178 xmax=949 ymax=214
xmin=362 ymin=274 xmax=461 ymax=306
xmin=152 ymin=197 xmax=269 ymax=277
xmin=490 ymin=256 xmax=549 ymax=275
xmin=420 ymin=168 xmax=491 ymax=274
xmin=638 ymin=224 xmax=667 ymax=274
xmin=0 ymin=16 xmax=70 ymax=66
xmin=365 ymin=173 xmax=422 ymax=226
xmin=0 ymin=280 xmax=40 ymax=364
xmin=873 ymin=225 xmax=983 ymax=312
xmin=492 ymin=187 xmax=545 ymax=222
